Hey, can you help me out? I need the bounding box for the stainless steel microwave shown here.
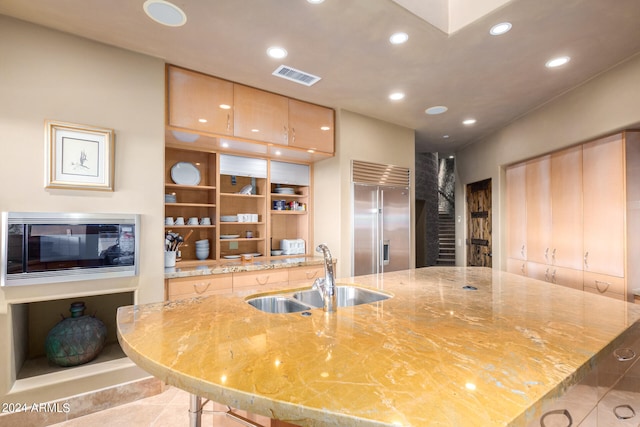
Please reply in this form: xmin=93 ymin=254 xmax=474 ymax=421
xmin=1 ymin=212 xmax=140 ymax=286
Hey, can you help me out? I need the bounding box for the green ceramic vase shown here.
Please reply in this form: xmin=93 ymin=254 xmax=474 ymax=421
xmin=45 ymin=302 xmax=107 ymax=367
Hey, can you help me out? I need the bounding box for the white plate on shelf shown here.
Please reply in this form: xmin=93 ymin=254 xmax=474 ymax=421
xmin=220 ymin=234 xmax=240 ymax=239
xmin=170 ymin=162 xmax=201 ymax=185
xmin=242 ymin=253 xmax=262 ymax=257
xmin=220 ymin=216 xmax=238 ymax=222
xmin=274 ymin=187 xmax=295 ymax=194
xmin=223 ymin=255 xmax=241 ymax=259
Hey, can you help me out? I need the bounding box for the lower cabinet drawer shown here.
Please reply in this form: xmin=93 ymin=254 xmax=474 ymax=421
xmin=288 ymin=265 xmax=324 ymax=283
xmin=232 ymin=270 xmax=289 ymax=290
xmin=506 ymin=258 xmax=527 ymax=276
xmin=167 ymin=274 xmax=232 ymax=300
xmin=583 ymin=272 xmax=625 ymax=300
xmin=549 ymin=266 xmax=583 ymax=291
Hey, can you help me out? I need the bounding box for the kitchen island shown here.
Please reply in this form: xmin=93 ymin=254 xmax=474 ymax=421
xmin=117 ymin=267 xmax=640 ymax=426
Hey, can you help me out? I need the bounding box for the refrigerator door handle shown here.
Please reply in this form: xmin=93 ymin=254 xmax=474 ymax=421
xmin=382 ymin=239 xmax=390 ymax=266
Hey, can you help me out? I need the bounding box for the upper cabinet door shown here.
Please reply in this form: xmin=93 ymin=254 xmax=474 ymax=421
xmin=550 ymin=145 xmax=583 ymax=270
xmin=525 ymin=155 xmax=552 ymax=265
xmin=506 ymin=162 xmax=527 ymax=260
xmin=167 ymin=66 xmax=234 ymax=135
xmin=288 ymin=99 xmax=335 ymax=154
xmin=234 ymin=84 xmax=288 ymax=145
xmin=583 ymin=134 xmax=625 ymax=277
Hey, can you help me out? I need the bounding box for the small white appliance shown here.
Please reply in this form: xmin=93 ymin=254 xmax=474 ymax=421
xmin=280 ymin=239 xmax=305 ymax=255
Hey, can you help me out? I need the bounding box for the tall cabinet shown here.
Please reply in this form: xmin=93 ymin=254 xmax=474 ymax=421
xmin=505 ymin=131 xmax=638 ymax=301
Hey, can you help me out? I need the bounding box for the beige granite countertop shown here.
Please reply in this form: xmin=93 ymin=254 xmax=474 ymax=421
xmin=117 ymin=267 xmax=640 ymax=426
xmin=164 ymin=256 xmax=326 ymax=279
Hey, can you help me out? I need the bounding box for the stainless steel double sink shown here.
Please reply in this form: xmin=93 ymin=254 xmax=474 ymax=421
xmin=246 ymin=286 xmax=392 ymax=314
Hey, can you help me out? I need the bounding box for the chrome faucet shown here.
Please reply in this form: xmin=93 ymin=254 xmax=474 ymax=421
xmin=312 ymin=243 xmax=337 ymax=313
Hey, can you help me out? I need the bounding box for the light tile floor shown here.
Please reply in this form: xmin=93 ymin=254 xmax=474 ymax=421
xmin=49 ymin=386 xmax=257 ymax=427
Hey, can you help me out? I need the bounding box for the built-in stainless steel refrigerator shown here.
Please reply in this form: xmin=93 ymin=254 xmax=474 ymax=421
xmin=352 ymin=183 xmax=410 ymax=276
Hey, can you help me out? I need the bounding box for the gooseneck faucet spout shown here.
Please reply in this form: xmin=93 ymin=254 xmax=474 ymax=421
xmin=313 ymin=243 xmax=337 ymax=313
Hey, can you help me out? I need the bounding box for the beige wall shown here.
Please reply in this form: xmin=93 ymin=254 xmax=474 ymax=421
xmin=314 ymin=109 xmax=416 ymax=278
xmin=455 ymin=53 xmax=640 ymax=268
xmin=0 ymin=16 xmax=165 ymax=402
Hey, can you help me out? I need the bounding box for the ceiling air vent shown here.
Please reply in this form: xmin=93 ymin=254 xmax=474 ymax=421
xmin=272 ymin=65 xmax=321 ymax=86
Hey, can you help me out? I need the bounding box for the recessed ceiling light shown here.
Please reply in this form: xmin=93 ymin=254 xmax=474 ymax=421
xmin=463 ymin=118 xmax=477 ymax=125
xmin=221 ymin=142 xmax=229 ymax=148
xmin=489 ymin=22 xmax=512 ymax=35
xmin=449 ymin=155 xmax=455 ymax=159
xmin=275 ymin=150 xmax=282 ymax=155
xmin=320 ymin=126 xmax=331 ymax=131
xmin=267 ymin=46 xmax=288 ymax=59
xmin=389 ymin=92 xmax=405 ymax=101
xmin=425 ymin=106 xmax=448 ymax=115
xmin=443 ymin=135 xmax=450 ymax=139
xmin=198 ymin=118 xmax=207 ymax=123
xmin=307 ymin=0 xmax=325 ymax=3
xmin=219 ymin=104 xmax=231 ymax=110
xmin=251 ymin=129 xmax=260 ymax=133
xmin=546 ymin=56 xmax=571 ymax=68
xmin=389 ymin=32 xmax=409 ymax=45
xmin=143 ymin=0 xmax=186 ymax=27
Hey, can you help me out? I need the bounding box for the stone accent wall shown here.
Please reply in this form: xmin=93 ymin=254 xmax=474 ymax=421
xmin=415 ymin=153 xmax=439 ymax=266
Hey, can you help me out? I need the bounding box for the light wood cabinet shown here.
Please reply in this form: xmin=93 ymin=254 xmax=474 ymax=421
xmin=288 ymin=99 xmax=334 ymax=153
xmin=582 ymin=134 xmax=625 ymax=277
xmin=167 ymin=65 xmax=233 ymax=135
xmin=288 ymin=265 xmax=324 ymax=283
xmin=525 ymin=155 xmax=552 ymax=265
xmin=505 ymin=131 xmax=639 ymax=301
xmin=166 ymin=274 xmax=232 ymax=300
xmin=234 ymin=84 xmax=289 ymax=145
xmin=550 ymin=145 xmax=583 ymax=269
xmin=232 ymin=269 xmax=289 ymax=291
xmin=506 ymin=163 xmax=527 ymax=260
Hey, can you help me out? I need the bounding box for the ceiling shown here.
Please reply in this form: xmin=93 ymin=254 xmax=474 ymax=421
xmin=2 ymin=0 xmax=640 ymax=154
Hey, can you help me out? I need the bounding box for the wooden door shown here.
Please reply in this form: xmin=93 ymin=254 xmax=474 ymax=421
xmin=583 ymin=134 xmax=625 ymax=277
xmin=234 ymin=84 xmax=289 ymax=145
xmin=167 ymin=66 xmax=234 ymax=135
xmin=550 ymin=145 xmax=583 ymax=269
xmin=525 ymin=155 xmax=552 ymax=265
xmin=288 ymin=99 xmax=334 ymax=153
xmin=506 ymin=163 xmax=527 ymax=260
xmin=466 ymin=179 xmax=492 ymax=267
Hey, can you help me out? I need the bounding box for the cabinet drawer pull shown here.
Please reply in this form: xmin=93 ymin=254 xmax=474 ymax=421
xmin=256 ymin=275 xmax=269 ymax=286
xmin=595 ymin=280 xmax=611 ymax=293
xmin=551 ymin=269 xmax=556 ymax=283
xmin=544 ymin=268 xmax=549 ymax=282
xmin=613 ymin=347 xmax=636 ymax=362
xmin=584 ymin=251 xmax=589 ymax=269
xmin=540 ymin=409 xmax=572 ymax=427
xmin=226 ymin=113 xmax=230 ymax=131
xmin=521 ymin=245 xmax=525 ymax=258
xmin=544 ymin=247 xmax=549 ymax=262
xmin=193 ymin=282 xmax=211 ymax=294
xmin=551 ymin=248 xmax=556 ymax=264
xmin=520 ymin=263 xmax=525 ymax=274
xmin=291 ymin=127 xmax=296 ymax=144
xmin=613 ymin=404 xmax=635 ymax=420
xmin=305 ymin=270 xmax=319 ymax=280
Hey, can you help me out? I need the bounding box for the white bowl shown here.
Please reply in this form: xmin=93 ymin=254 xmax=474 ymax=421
xmin=271 ymin=250 xmax=283 ymax=256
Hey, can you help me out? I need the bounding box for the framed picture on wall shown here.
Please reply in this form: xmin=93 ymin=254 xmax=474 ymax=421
xmin=45 ymin=120 xmax=115 ymax=191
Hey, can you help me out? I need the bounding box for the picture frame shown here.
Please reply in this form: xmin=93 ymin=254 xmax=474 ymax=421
xmin=45 ymin=120 xmax=115 ymax=191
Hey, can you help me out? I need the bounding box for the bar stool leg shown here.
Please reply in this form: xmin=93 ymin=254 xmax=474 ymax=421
xmin=189 ymin=394 xmax=203 ymax=427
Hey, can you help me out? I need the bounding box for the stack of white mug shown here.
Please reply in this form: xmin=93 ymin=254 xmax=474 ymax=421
xmin=165 ymin=217 xmax=212 ymax=226
xmin=195 ymin=239 xmax=209 ymax=260
xmin=237 ymin=213 xmax=259 ymax=222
